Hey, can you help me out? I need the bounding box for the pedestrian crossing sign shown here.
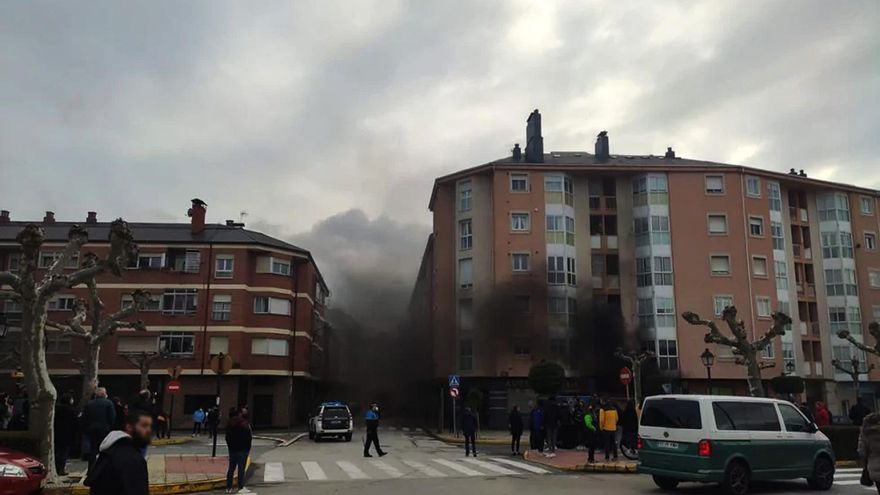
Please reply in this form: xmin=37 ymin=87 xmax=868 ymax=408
xmin=448 ymin=375 xmax=460 ymax=387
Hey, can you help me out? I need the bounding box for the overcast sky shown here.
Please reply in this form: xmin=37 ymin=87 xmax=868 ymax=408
xmin=2 ymin=1 xmax=878 ymax=312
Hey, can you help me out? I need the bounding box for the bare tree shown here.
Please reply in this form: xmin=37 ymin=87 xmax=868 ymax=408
xmin=837 ymin=322 xmax=880 ymax=357
xmin=123 ymin=348 xmax=170 ymax=390
xmin=614 ymin=347 xmax=654 ymax=406
xmin=682 ymin=306 xmax=791 ymax=397
xmin=0 ymin=220 xmax=137 ymax=483
xmin=831 ymin=356 xmax=874 ymax=400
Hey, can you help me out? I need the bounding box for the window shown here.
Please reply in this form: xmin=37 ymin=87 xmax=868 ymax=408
xmin=710 ymin=254 xmax=731 ymax=276
xmin=870 ymin=270 xmax=880 ymax=289
xmin=130 ymin=253 xmax=164 ymax=269
xmin=866 ymin=233 xmax=877 ymax=251
xmin=746 ymin=176 xmax=761 ymax=197
xmin=778 ymin=404 xmax=812 ymax=433
xmin=39 ymin=251 xmax=79 ymax=269
xmin=215 ymin=256 xmax=234 ymax=278
xmin=636 ymin=257 xmax=652 ymax=287
xmin=117 ymin=335 xmax=158 ymax=353
xmin=756 ymin=296 xmax=772 ymax=318
xmin=641 ymin=399 xmax=701 ymax=429
xmin=565 ymin=216 xmax=575 ymax=245
xmin=767 ymin=182 xmax=782 ymax=211
xmin=459 ymin=339 xmax=473 ymax=371
xmin=548 ymin=297 xmax=568 ymax=314
xmin=547 ymin=256 xmax=565 ymax=284
xmin=566 ymin=257 xmax=577 ymax=285
xmin=459 ymin=220 xmax=473 ymax=250
xmin=648 ymin=175 xmax=668 ymax=204
xmin=171 ymin=249 xmax=201 ymax=273
xmin=861 ymin=196 xmax=874 ymax=216
xmin=775 ymin=261 xmax=789 ymax=290
xmin=818 ymin=192 xmax=850 ymax=221
xmin=763 ymin=342 xmax=775 ymax=359
xmin=510 ymin=173 xmax=529 ymax=192
xmin=705 ymin=175 xmax=725 ymax=194
xmin=46 ymin=334 xmax=71 ymax=354
xmin=657 ymin=339 xmax=678 ymax=371
xmin=829 ymin=306 xmax=861 ymax=335
xmin=159 ymin=332 xmax=195 ymax=356
xmin=748 ymin=216 xmax=764 ymax=236
xmin=458 ymin=258 xmax=473 ymax=289
xmin=825 ymin=268 xmax=858 ymax=296
xmin=841 ymin=232 xmax=854 ymax=258
xmin=510 ymin=213 xmax=530 ymax=232
xmin=752 ymin=256 xmax=768 ymax=277
xmin=253 ymin=296 xmax=291 ymax=315
xmin=549 ymin=338 xmax=567 ymax=357
xmin=651 ymin=216 xmax=670 ymax=244
xmin=634 ymin=217 xmax=649 ymax=246
xmin=458 ymin=299 xmax=474 ymax=330
xmin=6 ymin=253 xmax=21 ymax=273
xmin=653 ymin=256 xmax=673 ymax=285
xmin=783 ymin=342 xmax=795 ymax=369
xmin=511 ymin=253 xmax=530 ymax=272
xmin=712 ymin=402 xmax=781 ymax=431
xmin=209 ymin=336 xmax=229 ymax=355
xmin=270 ymin=257 xmax=291 ymax=276
xmin=771 ymin=221 xmax=785 ymax=250
xmin=459 ymin=180 xmax=472 ymax=211
xmin=821 ymin=233 xmax=839 ymax=258
xmin=546 ymin=214 xmax=563 ymax=235
xmin=873 ymin=305 xmax=880 ymax=322
xmin=48 ymin=295 xmax=76 ymax=311
xmin=251 ymin=337 xmax=289 ymax=356
xmin=513 ymin=344 xmax=531 ymax=357
xmin=544 ymin=175 xmax=563 ymax=192
xmin=714 ymin=295 xmax=734 ymax=316
xmin=708 ymin=214 xmax=728 ymax=235
xmin=655 ymin=297 xmax=676 ymax=327
xmin=212 ymin=295 xmax=231 ymax=321
xmin=122 ymin=294 xmax=161 ymax=312
xmin=162 ymin=289 xmax=198 ymax=315
xmin=637 ymin=298 xmax=654 ymax=328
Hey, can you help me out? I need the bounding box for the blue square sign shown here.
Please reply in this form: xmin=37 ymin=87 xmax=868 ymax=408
xmin=448 ymin=375 xmax=460 ymax=388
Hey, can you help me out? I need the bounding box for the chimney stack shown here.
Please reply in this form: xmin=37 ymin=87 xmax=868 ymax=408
xmin=43 ymin=211 xmax=55 ymax=224
xmin=524 ymin=109 xmax=544 ymax=163
xmin=799 ymin=169 xmax=807 ymax=177
xmin=789 ymin=168 xmax=797 ymax=175
xmin=664 ymin=147 xmax=676 ymax=159
xmin=188 ymin=198 xmax=207 ymax=235
xmin=512 ymin=143 xmax=522 ymax=161
xmin=86 ymin=211 xmax=97 ymax=224
xmin=0 ymin=210 xmax=9 ymax=224
xmin=595 ymin=131 xmax=609 ymax=163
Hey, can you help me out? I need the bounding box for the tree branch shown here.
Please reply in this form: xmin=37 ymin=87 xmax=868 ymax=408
xmin=751 ymin=312 xmax=793 ymax=352
xmin=837 ymin=329 xmax=880 ymax=358
xmin=0 ymin=271 xmax=20 ymax=290
xmin=681 ymin=310 xmax=736 ymax=347
xmin=42 ymin=225 xmax=88 ymax=285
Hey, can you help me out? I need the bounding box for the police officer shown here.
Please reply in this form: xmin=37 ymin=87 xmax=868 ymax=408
xmin=363 ymin=403 xmax=387 ymax=458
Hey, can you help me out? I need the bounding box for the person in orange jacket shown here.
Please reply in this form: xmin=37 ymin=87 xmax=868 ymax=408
xmin=598 ymin=399 xmax=619 ymax=461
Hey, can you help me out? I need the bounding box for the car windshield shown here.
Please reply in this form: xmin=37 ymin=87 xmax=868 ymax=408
xmin=323 ymin=407 xmax=350 ymax=420
xmin=641 ymin=399 xmax=702 ymax=429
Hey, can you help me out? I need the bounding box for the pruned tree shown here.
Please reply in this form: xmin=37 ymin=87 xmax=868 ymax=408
xmin=837 ymin=322 xmax=880 ymax=357
xmin=0 ymin=220 xmax=137 ymax=483
xmin=615 ymin=347 xmax=654 ymax=405
xmin=682 ymin=305 xmax=791 ymax=397
xmin=124 ymin=348 xmax=171 ymax=390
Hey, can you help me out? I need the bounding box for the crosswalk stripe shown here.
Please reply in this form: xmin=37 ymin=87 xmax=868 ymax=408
xmin=370 ymin=460 xmax=404 ymax=478
xmin=837 ymin=473 xmax=861 ymax=478
xmin=263 ymin=462 xmax=285 ymax=483
xmin=401 ymin=459 xmax=448 ymax=477
xmin=837 ymin=480 xmax=862 ymax=486
xmin=301 ymin=461 xmax=327 ymax=481
xmin=433 ymin=459 xmax=484 ymax=476
xmin=461 ymin=458 xmax=518 ymax=475
xmin=488 ymin=457 xmax=551 ymax=474
xmin=838 ymin=468 xmax=862 ymax=473
xmin=337 ymin=461 xmax=370 ymax=479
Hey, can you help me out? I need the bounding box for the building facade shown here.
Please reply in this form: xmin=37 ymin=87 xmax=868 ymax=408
xmin=0 ymin=200 xmax=329 ymax=428
xmin=417 ymin=110 xmax=880 ymax=421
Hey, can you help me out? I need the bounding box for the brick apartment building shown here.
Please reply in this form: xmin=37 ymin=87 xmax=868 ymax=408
xmin=414 ymin=110 xmax=880 ymax=425
xmin=0 ymin=199 xmax=329 ymax=428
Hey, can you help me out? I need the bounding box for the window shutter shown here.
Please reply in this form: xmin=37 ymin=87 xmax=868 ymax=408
xmin=268 ymin=297 xmax=291 ymax=315
xmin=185 ymin=250 xmax=201 ymax=273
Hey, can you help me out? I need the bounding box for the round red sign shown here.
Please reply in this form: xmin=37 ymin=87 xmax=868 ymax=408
xmin=619 ymin=367 xmax=632 ymax=385
xmin=166 ymin=380 xmax=181 ymax=394
xmin=449 ymin=387 xmax=460 ymax=398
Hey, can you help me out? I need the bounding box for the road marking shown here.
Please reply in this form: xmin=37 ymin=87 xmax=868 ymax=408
xmin=461 ymin=458 xmax=518 ymax=475
xmin=401 ymin=459 xmax=447 ymax=478
xmin=263 ymin=462 xmax=285 ymax=483
xmin=370 ymin=460 xmax=404 ymax=478
xmin=433 ymin=459 xmax=484 ymax=476
xmin=488 ymin=457 xmax=551 ymax=474
xmin=301 ymin=461 xmax=327 ymax=480
xmin=836 ymin=480 xmax=861 ymax=486
xmin=337 ymin=461 xmax=369 ymax=479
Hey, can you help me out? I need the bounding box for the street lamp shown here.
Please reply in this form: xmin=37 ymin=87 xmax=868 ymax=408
xmin=701 ymin=348 xmax=715 ymax=395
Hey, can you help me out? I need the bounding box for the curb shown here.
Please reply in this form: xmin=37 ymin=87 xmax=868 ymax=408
xmin=523 ymin=450 xmax=637 ymax=473
xmin=280 ymin=432 xmax=308 ymax=447
xmin=152 ymin=437 xmax=194 ymax=447
xmin=67 ymin=457 xmax=251 ymax=495
xmin=428 ymin=430 xmax=512 ymax=446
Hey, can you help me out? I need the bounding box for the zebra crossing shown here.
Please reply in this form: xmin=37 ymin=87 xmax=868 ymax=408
xmin=835 ymin=467 xmax=873 ymax=490
xmin=261 ymin=456 xmax=550 ymax=483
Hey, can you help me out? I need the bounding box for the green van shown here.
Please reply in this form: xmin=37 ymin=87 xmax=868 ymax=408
xmin=638 ymin=395 xmax=835 ymax=495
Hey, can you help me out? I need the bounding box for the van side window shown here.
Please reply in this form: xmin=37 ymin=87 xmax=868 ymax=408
xmin=778 ymin=403 xmax=811 ymax=432
xmin=713 ymin=402 xmax=781 ymax=431
xmin=641 ymin=399 xmax=702 ymax=429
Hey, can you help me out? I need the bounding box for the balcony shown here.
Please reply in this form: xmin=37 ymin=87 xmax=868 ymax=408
xmin=796 ymin=283 xmax=816 ymax=298
xmin=789 ymin=206 xmax=809 ymax=223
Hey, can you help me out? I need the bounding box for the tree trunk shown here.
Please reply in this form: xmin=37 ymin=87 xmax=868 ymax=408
xmin=139 ymin=362 xmax=150 ymax=391
xmin=633 ymin=361 xmax=643 ymax=406
xmin=79 ymin=347 xmax=100 ymax=408
xmin=743 ymin=349 xmax=765 ymax=397
xmin=20 ymin=303 xmax=59 ymax=482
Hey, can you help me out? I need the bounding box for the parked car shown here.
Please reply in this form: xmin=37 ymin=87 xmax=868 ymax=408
xmin=0 ymin=447 xmax=46 ymax=495
xmin=309 ymin=401 xmax=354 ymax=442
xmin=638 ymin=395 xmax=835 ymax=495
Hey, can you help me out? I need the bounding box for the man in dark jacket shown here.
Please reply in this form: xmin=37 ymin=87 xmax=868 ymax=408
xmin=508 ymin=405 xmax=524 ymax=455
xmin=363 ymin=403 xmax=387 ymax=457
xmin=82 ymin=387 xmax=116 ymax=471
xmin=111 ymin=397 xmax=126 ymax=431
xmin=461 ymin=406 xmax=479 ymax=457
xmin=225 ymin=407 xmax=252 ymax=492
xmin=851 ymin=398 xmax=872 ymax=427
xmin=129 ymin=390 xmax=153 ymax=417
xmin=54 ymin=393 xmax=79 ymax=475
xmin=543 ymin=397 xmax=560 ymax=457
xmin=84 ymin=410 xmax=151 ymax=495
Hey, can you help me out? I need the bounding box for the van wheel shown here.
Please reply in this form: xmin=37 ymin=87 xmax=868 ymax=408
xmin=652 ymin=475 xmax=680 ymax=490
xmin=723 ymin=461 xmax=750 ymax=495
xmin=807 ymin=456 xmax=834 ymax=490
xmin=345 ymin=433 xmax=353 ymax=442
xmin=314 ymin=434 xmax=322 ymax=443
xmin=308 ymin=430 xmax=315 ymax=440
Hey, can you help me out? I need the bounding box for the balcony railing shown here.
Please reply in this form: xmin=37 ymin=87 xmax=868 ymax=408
xmin=789 ymin=206 xmax=809 ymax=223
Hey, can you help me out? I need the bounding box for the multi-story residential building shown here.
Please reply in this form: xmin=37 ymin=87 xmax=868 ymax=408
xmin=414 ymin=110 xmax=880 ymax=426
xmin=0 ymin=199 xmax=329 ymax=428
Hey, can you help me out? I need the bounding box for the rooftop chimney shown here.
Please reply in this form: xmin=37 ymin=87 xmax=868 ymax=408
xmin=0 ymin=210 xmax=8 ymax=224
xmin=188 ymin=198 xmax=207 ymax=235
xmin=43 ymin=211 xmax=55 ymax=224
xmin=524 ymin=109 xmax=544 ymax=163
xmin=664 ymin=147 xmax=676 ymax=159
xmin=799 ymin=169 xmax=807 ymax=177
xmin=86 ymin=211 xmax=97 ymax=224
xmin=512 ymin=143 xmax=522 ymax=161
xmin=595 ymin=131 xmax=609 ymax=163
xmin=789 ymin=168 xmax=797 ymax=175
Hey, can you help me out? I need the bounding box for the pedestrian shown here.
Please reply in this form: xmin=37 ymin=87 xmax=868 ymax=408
xmin=800 ymin=402 xmax=816 ymax=423
xmin=815 ymin=401 xmax=831 ymax=427
xmin=82 ymin=387 xmax=117 ymax=471
xmin=84 ymin=409 xmax=152 ymax=495
xmin=192 ymin=407 xmax=206 ymax=436
xmin=9 ymin=390 xmax=29 ymax=431
xmin=583 ymin=403 xmax=598 ymax=464
xmin=573 ymin=401 xmax=586 ymax=451
xmin=0 ymin=393 xmax=10 ymax=430
xmin=508 ymin=405 xmax=524 ymax=456
xmin=620 ymin=400 xmax=639 ymax=453
xmin=529 ymin=402 xmax=544 ymax=453
xmin=54 ymin=392 xmax=79 ymax=476
xmin=225 ymin=407 xmax=253 ymax=493
xmin=363 ymin=402 xmax=387 ymax=457
xmin=206 ymin=407 xmax=219 ymax=438
xmin=111 ymin=397 xmax=126 ymax=431
xmin=461 ymin=406 xmax=478 ymax=457
xmin=543 ymin=396 xmax=559 ymax=457
xmin=599 ymin=399 xmax=619 ymax=461
xmin=852 ymin=399 xmax=872 ymax=427
xmin=155 ymin=410 xmax=168 ymax=439
xmin=859 ymin=412 xmax=880 ymax=493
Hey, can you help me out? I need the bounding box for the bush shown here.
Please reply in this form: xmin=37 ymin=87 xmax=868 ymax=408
xmin=528 ymin=361 xmax=565 ymax=396
xmin=821 ymin=425 xmax=860 ymax=461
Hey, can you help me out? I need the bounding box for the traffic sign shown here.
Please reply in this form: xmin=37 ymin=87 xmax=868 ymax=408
xmin=167 ymin=365 xmax=183 ymax=380
xmin=619 ymin=367 xmax=632 ymax=386
xmin=210 ymin=353 xmax=234 ymax=375
xmin=449 ymin=387 xmax=460 ymax=398
xmin=448 ymin=374 xmax=460 ymax=388
xmin=166 ymin=380 xmax=181 ymax=394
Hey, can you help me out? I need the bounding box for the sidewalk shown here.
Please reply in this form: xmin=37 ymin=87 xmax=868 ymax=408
xmin=523 ymin=449 xmax=637 ymax=473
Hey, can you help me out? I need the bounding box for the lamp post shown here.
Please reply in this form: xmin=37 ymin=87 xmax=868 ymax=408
xmin=701 ymin=348 xmax=715 ymax=395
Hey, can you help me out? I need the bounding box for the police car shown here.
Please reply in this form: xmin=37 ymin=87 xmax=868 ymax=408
xmin=308 ymin=401 xmax=354 ymax=442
